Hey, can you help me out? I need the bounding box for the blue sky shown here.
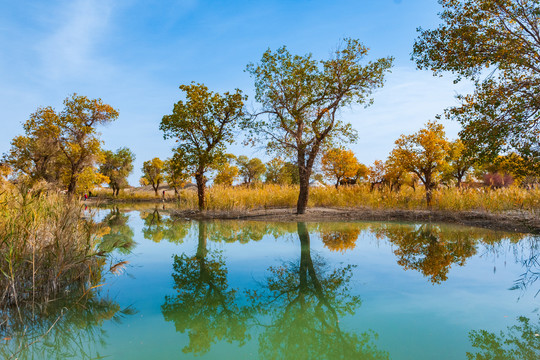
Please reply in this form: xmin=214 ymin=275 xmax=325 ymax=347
xmin=0 ymin=0 xmax=471 ymax=184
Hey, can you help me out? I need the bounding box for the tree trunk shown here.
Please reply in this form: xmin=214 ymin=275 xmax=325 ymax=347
xmin=67 ymin=176 xmax=77 ymax=195
xmin=195 ymin=173 xmax=206 ymax=211
xmin=297 ymin=167 xmax=311 ymax=214
xmin=425 ymin=183 xmax=433 ymax=208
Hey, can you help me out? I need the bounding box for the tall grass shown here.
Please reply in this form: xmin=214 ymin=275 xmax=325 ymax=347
xmin=0 ymin=183 xmax=112 ymax=308
xmin=95 ymin=184 xmax=540 ymax=213
xmin=197 ymin=185 xmax=540 ymax=213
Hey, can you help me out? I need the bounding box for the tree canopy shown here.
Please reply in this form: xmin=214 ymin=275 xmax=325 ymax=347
xmin=160 ymin=83 xmax=246 ymax=210
xmin=245 ymin=38 xmax=393 ymax=213
xmin=100 ymin=147 xmax=135 ymax=196
xmin=4 ymin=94 xmax=119 ymax=194
xmin=390 ymin=122 xmax=449 ymax=206
xmin=321 ymin=148 xmax=361 ymax=188
xmin=413 ymin=0 xmax=540 ymax=162
xmin=141 ymin=157 xmax=164 ymax=196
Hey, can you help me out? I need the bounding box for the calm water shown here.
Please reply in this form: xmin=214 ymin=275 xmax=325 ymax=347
xmin=3 ymin=208 xmax=540 ymax=359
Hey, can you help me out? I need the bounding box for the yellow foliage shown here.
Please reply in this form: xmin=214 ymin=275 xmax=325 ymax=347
xmin=321 ymin=148 xmax=360 ymax=187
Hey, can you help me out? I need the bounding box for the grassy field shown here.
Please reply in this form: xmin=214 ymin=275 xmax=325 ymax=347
xmin=95 ymin=184 xmax=540 ymax=213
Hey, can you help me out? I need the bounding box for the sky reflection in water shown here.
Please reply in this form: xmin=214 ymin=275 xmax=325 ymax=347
xmin=2 ymin=208 xmax=539 ymax=360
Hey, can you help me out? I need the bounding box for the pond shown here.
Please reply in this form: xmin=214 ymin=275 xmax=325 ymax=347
xmin=2 ymin=208 xmax=539 ymax=359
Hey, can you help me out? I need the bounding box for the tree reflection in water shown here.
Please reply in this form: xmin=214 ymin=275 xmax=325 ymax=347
xmin=161 ymin=221 xmax=251 ymax=355
xmin=467 ymin=315 xmax=540 ymax=360
xmin=99 ymin=207 xmax=136 ymax=254
xmin=162 ymin=221 xmax=387 ymax=359
xmin=140 ymin=208 xmax=191 ymax=244
xmin=252 ymin=222 xmax=388 ymax=360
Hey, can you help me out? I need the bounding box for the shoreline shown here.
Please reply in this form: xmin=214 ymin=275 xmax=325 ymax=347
xmin=89 ymin=199 xmax=540 ymax=234
xmin=170 ymin=207 xmax=540 ymax=234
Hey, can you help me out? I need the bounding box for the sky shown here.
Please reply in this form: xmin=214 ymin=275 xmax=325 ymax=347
xmin=0 ymin=0 xmax=472 ymax=185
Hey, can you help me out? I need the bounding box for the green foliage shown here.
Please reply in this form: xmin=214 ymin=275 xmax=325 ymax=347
xmin=100 ymin=147 xmax=135 ymax=196
xmin=236 ymin=155 xmax=266 ymax=184
xmin=467 ymin=315 xmax=540 ymax=360
xmin=160 ymin=83 xmax=246 ymax=210
xmin=245 ymin=38 xmax=393 ymax=213
xmin=141 ymin=157 xmax=164 ymax=196
xmin=413 ymin=0 xmax=540 ymax=161
xmin=165 ymin=149 xmax=191 ymax=194
xmin=444 ymin=139 xmax=476 ymax=187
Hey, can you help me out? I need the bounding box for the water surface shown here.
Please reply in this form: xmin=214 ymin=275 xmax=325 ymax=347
xmin=3 ymin=208 xmax=539 ymax=359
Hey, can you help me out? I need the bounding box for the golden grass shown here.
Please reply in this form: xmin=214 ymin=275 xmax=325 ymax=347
xmin=97 ymin=184 xmax=540 ymax=213
xmin=0 ymin=183 xmax=115 ymax=307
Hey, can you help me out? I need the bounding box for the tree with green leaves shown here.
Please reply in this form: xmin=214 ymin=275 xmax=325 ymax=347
xmin=99 ymin=147 xmax=135 ymax=196
xmin=236 ymin=155 xmax=266 ymax=185
xmin=164 ymin=150 xmax=191 ymax=195
xmin=390 ymin=122 xmax=450 ymax=206
xmin=413 ymin=0 xmax=540 ymax=162
xmin=245 ymin=38 xmax=393 ymax=214
xmin=141 ymin=157 xmax=164 ymax=196
xmin=160 ymin=83 xmax=246 ymax=210
xmin=4 ymin=94 xmax=119 ymax=194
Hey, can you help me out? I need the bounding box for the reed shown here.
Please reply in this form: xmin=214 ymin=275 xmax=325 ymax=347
xmin=94 ymin=184 xmax=540 ymax=213
xmin=0 ymin=183 xmax=112 ymax=308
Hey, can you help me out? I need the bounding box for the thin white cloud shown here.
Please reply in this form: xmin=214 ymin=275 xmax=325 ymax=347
xmin=36 ymin=0 xmax=115 ymax=81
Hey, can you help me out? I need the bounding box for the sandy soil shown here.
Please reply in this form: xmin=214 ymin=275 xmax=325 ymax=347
xmin=167 ymin=207 xmax=540 ymax=235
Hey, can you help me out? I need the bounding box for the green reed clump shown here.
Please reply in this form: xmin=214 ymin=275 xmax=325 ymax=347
xmin=0 ymin=183 xmax=107 ymax=307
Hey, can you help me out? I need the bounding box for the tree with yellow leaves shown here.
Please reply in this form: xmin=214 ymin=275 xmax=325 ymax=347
xmin=141 ymin=158 xmax=165 ymax=196
xmin=391 ymin=121 xmax=449 ymax=206
xmin=3 ymin=94 xmax=119 ymax=194
xmin=367 ymin=160 xmax=386 ymax=191
xmin=214 ymin=154 xmax=239 ymax=186
xmin=321 ymin=148 xmax=360 ymax=189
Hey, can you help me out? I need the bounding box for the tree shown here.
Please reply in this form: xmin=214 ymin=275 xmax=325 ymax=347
xmin=160 ymin=83 xmax=246 ymax=210
xmin=141 ymin=158 xmax=164 ymax=196
xmin=164 ymin=150 xmax=191 ymax=195
xmin=384 ymin=154 xmax=406 ymax=192
xmin=367 ymin=160 xmax=386 ymax=191
xmin=213 ymin=154 xmax=239 ymax=186
xmin=413 ymin=0 xmax=540 ymax=162
xmin=321 ymin=148 xmax=360 ymax=189
xmin=390 ymin=122 xmax=449 ymax=206
xmin=99 ymin=147 xmax=135 ymax=196
xmin=245 ymin=38 xmax=393 ymax=214
xmin=3 ymin=94 xmax=118 ymax=194
xmin=236 ymin=155 xmax=266 ymax=185
xmin=265 ymin=158 xmax=300 ymax=185
xmin=445 ymin=139 xmax=475 ymax=188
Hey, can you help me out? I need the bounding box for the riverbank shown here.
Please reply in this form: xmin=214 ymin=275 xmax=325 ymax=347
xmin=167 ymin=207 xmax=540 ymax=235
xmin=91 ymin=199 xmax=539 ymax=234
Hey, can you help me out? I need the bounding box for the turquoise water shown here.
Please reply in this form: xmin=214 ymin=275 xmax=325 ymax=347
xmin=3 ymin=208 xmax=540 ymax=359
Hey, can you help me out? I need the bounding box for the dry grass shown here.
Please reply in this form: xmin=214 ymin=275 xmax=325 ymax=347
xmin=0 ymin=183 xmax=115 ymax=308
xmin=97 ymin=184 xmax=540 ymax=214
